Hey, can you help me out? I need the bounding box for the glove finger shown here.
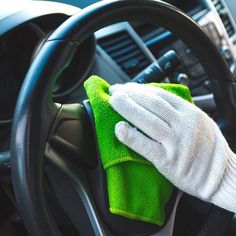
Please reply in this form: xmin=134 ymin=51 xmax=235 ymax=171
xmin=115 ymin=121 xmax=165 ymax=163
xmin=109 ymin=83 xmax=145 ymax=96
xmin=110 ymin=84 xmax=179 ymax=123
xmin=110 ymin=82 xmax=177 ymax=100
xmin=110 ymin=93 xmax=172 ymax=142
xmin=140 ymin=86 xmax=192 ymax=110
xmin=126 ymin=91 xmax=180 ymax=124
xmin=110 ymin=83 xmax=190 ymax=111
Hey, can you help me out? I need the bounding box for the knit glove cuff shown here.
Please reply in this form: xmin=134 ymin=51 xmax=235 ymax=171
xmin=212 ymin=151 xmax=236 ymax=212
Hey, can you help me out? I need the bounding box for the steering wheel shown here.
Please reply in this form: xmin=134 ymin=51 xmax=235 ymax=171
xmin=11 ymin=0 xmax=236 ymax=236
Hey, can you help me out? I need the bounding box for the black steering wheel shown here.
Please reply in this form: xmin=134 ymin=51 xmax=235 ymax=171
xmin=11 ymin=0 xmax=236 ymax=236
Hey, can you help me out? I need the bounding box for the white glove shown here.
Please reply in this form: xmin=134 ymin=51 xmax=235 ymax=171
xmin=109 ymin=83 xmax=236 ymax=213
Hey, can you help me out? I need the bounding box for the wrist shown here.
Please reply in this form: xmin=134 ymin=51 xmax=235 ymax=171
xmin=211 ymin=151 xmax=236 ymax=212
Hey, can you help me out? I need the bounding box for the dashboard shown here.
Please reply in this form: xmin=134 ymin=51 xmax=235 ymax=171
xmin=1 ymin=0 xmax=236 ymax=169
xmin=94 ymin=0 xmax=236 ymax=101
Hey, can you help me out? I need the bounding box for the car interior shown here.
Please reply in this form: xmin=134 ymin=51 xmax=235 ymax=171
xmin=1 ymin=0 xmax=236 ymax=235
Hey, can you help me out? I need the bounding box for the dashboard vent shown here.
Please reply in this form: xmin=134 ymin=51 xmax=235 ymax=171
xmin=133 ymin=23 xmax=173 ymax=48
xmin=212 ymin=0 xmax=235 ymax=37
xmin=134 ymin=23 xmax=165 ymax=43
xmin=98 ymin=30 xmax=151 ymax=78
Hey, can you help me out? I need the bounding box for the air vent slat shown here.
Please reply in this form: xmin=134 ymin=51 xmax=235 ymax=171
xmin=125 ymin=61 xmax=150 ymax=78
xmin=104 ymin=39 xmax=133 ymax=54
xmin=99 ymin=34 xmax=130 ymax=49
xmin=98 ymin=30 xmax=151 ymax=78
xmin=134 ymin=23 xmax=165 ymax=43
xmin=109 ymin=45 xmax=138 ymax=59
xmin=115 ymin=50 xmax=142 ymax=64
xmin=212 ymin=0 xmax=235 ymax=37
xmin=116 ymin=55 xmax=146 ymax=67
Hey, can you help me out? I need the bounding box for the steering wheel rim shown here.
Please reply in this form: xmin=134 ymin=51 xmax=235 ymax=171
xmin=11 ymin=0 xmax=235 ymax=236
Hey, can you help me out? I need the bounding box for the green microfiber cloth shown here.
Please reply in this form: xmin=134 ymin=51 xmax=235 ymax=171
xmin=84 ymin=76 xmax=193 ymax=225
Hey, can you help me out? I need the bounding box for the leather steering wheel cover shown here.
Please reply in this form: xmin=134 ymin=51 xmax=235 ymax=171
xmin=11 ymin=41 xmax=78 ymax=236
xmin=11 ymin=1 xmax=234 ymax=236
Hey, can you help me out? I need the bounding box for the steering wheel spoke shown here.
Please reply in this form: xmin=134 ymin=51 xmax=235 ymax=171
xmin=47 ymin=103 xmax=97 ymax=169
xmin=43 ymin=102 xmax=109 ymax=235
xmin=45 ymin=141 xmax=112 ymax=236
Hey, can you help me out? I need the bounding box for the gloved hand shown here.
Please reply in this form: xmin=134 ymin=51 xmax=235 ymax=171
xmin=109 ymin=83 xmax=236 ymax=213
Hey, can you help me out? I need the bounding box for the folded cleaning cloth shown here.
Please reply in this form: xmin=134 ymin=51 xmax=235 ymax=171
xmin=84 ymin=76 xmax=193 ymax=225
